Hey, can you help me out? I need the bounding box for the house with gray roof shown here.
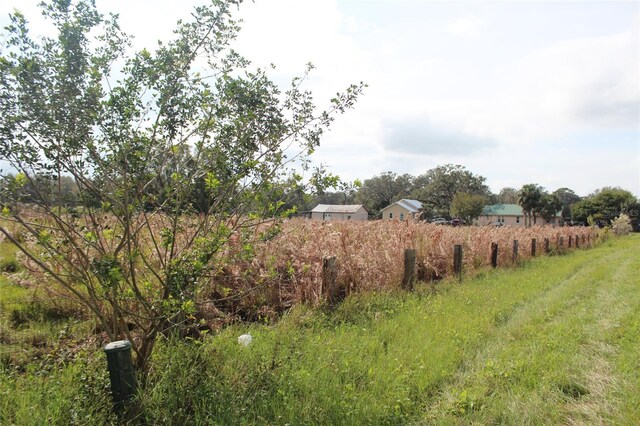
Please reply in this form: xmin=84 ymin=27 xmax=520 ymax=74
xmin=310 ymin=204 xmax=368 ymax=221
xmin=475 ymin=203 xmax=560 ymax=226
xmin=380 ymin=199 xmax=423 ymax=220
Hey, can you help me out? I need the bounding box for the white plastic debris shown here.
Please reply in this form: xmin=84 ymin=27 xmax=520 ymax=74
xmin=238 ymin=334 xmax=252 ymax=347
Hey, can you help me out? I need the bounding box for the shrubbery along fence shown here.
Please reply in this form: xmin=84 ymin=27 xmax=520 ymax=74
xmin=211 ymin=220 xmax=599 ymax=320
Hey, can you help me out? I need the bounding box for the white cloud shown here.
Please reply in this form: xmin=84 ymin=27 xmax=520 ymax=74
xmin=401 ymin=28 xmax=640 ymax=150
xmin=446 ymin=16 xmax=485 ymax=36
xmin=381 ymin=116 xmax=495 ymax=156
xmin=500 ymin=30 xmax=640 ymax=135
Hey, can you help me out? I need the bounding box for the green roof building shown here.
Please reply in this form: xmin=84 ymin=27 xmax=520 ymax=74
xmin=475 ymin=204 xmax=560 ymax=226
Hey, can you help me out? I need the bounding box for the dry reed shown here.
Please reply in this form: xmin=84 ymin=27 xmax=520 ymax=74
xmin=205 ymin=219 xmax=599 ymax=315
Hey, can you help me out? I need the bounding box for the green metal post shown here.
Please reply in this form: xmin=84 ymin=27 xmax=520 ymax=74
xmin=104 ymin=340 xmax=136 ymax=411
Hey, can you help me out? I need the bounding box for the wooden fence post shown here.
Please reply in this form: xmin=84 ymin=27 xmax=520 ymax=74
xmin=568 ymin=235 xmax=573 ymax=248
xmin=559 ymin=236 xmax=564 ymax=249
xmin=490 ymin=242 xmax=498 ymax=268
xmin=322 ymin=256 xmax=339 ymax=305
xmin=453 ymin=244 xmax=463 ymax=280
xmin=512 ymin=240 xmax=519 ymax=263
xmin=575 ymin=234 xmax=579 ymax=248
xmin=402 ymin=248 xmax=416 ymax=291
xmin=544 ymin=238 xmax=550 ymax=254
xmin=531 ymin=238 xmax=537 ymax=257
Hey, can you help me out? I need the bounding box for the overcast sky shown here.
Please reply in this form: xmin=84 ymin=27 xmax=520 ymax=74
xmin=1 ymin=0 xmax=639 ymax=197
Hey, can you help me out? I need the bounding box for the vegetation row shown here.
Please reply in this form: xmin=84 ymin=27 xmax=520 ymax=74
xmin=2 ymin=233 xmax=638 ymax=425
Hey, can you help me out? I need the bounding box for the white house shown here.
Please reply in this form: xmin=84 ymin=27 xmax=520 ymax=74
xmin=380 ymin=199 xmax=422 ymax=220
xmin=310 ymin=204 xmax=369 ymax=221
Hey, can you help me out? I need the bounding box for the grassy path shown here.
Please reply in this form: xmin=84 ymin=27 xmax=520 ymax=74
xmin=420 ymin=234 xmax=640 ymax=424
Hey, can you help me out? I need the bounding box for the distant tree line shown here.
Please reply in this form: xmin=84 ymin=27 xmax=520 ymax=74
xmin=2 ymin=164 xmax=637 ymax=228
xmin=305 ymin=165 xmax=639 ymax=227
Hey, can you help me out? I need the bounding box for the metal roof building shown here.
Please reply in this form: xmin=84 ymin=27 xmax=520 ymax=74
xmin=310 ymin=204 xmax=369 ymax=221
xmin=476 ymin=203 xmax=561 ymax=226
xmin=380 ymin=199 xmax=423 ymax=220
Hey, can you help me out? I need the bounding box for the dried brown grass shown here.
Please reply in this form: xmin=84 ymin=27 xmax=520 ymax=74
xmin=7 ymin=212 xmax=600 ymax=325
xmin=203 ymin=219 xmax=599 ymax=315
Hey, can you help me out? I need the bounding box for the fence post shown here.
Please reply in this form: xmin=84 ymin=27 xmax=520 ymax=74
xmin=104 ymin=340 xmax=136 ymax=413
xmin=559 ymin=236 xmax=564 ymax=249
xmin=568 ymin=235 xmax=573 ymax=248
xmin=402 ymin=248 xmax=416 ymax=291
xmin=575 ymin=234 xmax=579 ymax=248
xmin=490 ymin=242 xmax=498 ymax=268
xmin=453 ymin=244 xmax=463 ymax=280
xmin=512 ymin=240 xmax=519 ymax=263
xmin=531 ymin=238 xmax=537 ymax=257
xmin=322 ymin=256 xmax=339 ymax=305
xmin=544 ymin=238 xmax=550 ymax=254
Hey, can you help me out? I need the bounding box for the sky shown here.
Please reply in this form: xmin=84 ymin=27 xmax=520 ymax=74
xmin=1 ymin=0 xmax=639 ymax=197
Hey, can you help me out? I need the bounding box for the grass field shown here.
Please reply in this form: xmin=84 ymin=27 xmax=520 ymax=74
xmin=1 ymin=233 xmax=638 ymax=425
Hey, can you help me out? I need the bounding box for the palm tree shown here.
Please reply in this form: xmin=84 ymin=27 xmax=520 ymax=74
xmin=518 ymin=184 xmax=544 ymax=227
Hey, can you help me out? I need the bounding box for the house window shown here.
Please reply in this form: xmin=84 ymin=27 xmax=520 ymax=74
xmin=323 ymin=213 xmax=331 ymax=221
xmin=389 ymin=212 xmax=393 ymax=219
xmin=347 ymin=215 xmax=351 ymax=220
xmin=516 ymin=216 xmax=520 ymax=223
xmin=400 ymin=213 xmax=404 ymax=220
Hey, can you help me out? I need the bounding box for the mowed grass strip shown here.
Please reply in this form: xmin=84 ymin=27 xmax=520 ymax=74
xmin=139 ymin=235 xmax=640 ymax=425
xmin=421 ymin=234 xmax=640 ymax=425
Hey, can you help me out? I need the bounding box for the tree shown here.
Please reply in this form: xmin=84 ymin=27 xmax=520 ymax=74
xmin=536 ymin=193 xmax=562 ymax=224
xmin=518 ymin=184 xmax=544 ymax=227
xmin=337 ymin=179 xmax=362 ymax=205
xmin=552 ymin=187 xmax=581 ymax=222
xmin=496 ymin=187 xmax=518 ymax=204
xmin=355 ymin=171 xmax=413 ymax=217
xmin=0 ymin=173 xmax=80 ymax=207
xmin=450 ymin=192 xmax=487 ymax=225
xmin=411 ymin=164 xmax=490 ymax=218
xmin=571 ymin=187 xmax=638 ymax=225
xmin=308 ymin=178 xmax=362 ymax=208
xmin=0 ymin=0 xmax=364 ymax=372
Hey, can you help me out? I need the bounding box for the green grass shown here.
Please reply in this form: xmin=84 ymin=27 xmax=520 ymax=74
xmin=1 ymin=234 xmax=639 ymax=424
xmin=0 ymin=241 xmax=115 ymax=425
xmin=421 ymin=235 xmax=640 ymax=424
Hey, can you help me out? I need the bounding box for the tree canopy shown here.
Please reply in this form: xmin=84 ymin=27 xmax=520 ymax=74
xmin=412 ymin=164 xmax=490 ymax=219
xmin=496 ymin=187 xmax=519 ymax=204
xmin=0 ymin=0 xmax=364 ymax=371
xmin=355 ymin=171 xmax=413 ymax=217
xmin=450 ymin=192 xmax=487 ymax=225
xmin=572 ymin=187 xmax=639 ymax=225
